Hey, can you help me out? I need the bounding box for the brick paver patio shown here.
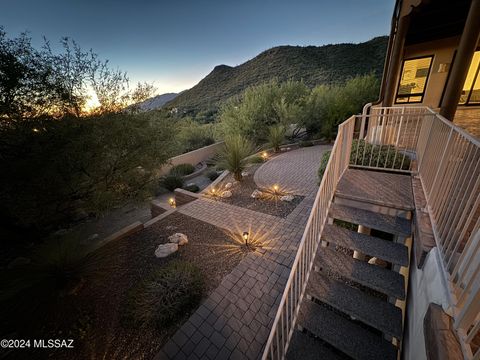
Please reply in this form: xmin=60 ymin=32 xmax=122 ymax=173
xmin=156 ymin=145 xmax=331 ymax=360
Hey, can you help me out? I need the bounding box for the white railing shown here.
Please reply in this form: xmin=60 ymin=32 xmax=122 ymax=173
xmin=262 ymin=106 xmax=480 ymax=360
xmin=261 ymin=116 xmax=355 ymax=360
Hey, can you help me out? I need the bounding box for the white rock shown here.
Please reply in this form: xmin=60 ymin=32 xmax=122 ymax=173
xmin=251 ymin=189 xmax=263 ymax=199
xmin=155 ymin=243 xmax=178 ymax=258
xmin=221 ymin=190 xmax=232 ymax=198
xmin=241 ymin=171 xmax=249 ymax=177
xmin=168 ymin=233 xmax=188 ymax=246
xmin=88 ymin=233 xmax=99 ymax=241
xmin=280 ymin=195 xmax=294 ymax=202
xmin=224 ymin=182 xmax=233 ymax=190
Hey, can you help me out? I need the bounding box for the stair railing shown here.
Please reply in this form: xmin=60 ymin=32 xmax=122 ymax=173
xmin=262 ymin=116 xmax=356 ymax=360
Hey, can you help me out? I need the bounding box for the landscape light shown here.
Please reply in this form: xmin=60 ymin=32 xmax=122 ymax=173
xmin=273 ymin=184 xmax=279 ymax=192
xmin=262 ymin=151 xmax=268 ymax=159
xmin=169 ymin=197 xmax=176 ymax=208
xmin=243 ymin=231 xmax=249 ymax=245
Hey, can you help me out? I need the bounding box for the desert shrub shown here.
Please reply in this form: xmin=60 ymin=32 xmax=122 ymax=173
xmin=205 ymin=169 xmax=220 ymax=181
xmin=317 ymin=150 xmax=332 ymax=181
xmin=122 ymin=260 xmax=204 ymax=329
xmin=170 ymin=163 xmax=195 ymax=177
xmin=249 ymin=155 xmax=265 ymax=164
xmin=216 ymin=135 xmax=255 ymax=181
xmin=161 ymin=174 xmax=184 ymax=192
xmin=267 ymin=125 xmax=286 ymax=152
xmin=183 ymin=184 xmax=200 ymax=193
xmin=350 ymin=139 xmax=411 ymax=170
xmin=299 ymin=140 xmax=314 ymax=147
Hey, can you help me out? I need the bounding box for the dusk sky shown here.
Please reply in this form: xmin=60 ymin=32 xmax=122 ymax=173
xmin=1 ymin=0 xmax=395 ymax=94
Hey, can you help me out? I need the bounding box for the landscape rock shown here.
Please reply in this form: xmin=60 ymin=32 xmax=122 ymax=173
xmin=224 ymin=182 xmax=233 ymax=190
xmin=251 ymin=189 xmax=264 ymax=199
xmin=280 ymin=195 xmax=294 ymax=202
xmin=88 ymin=233 xmax=99 ymax=241
xmin=241 ymin=171 xmax=249 ymax=177
xmin=7 ymin=257 xmax=31 ymax=269
xmin=221 ymin=190 xmax=232 ymax=198
xmin=155 ymin=243 xmax=178 ymax=258
xmin=168 ymin=233 xmax=188 ymax=246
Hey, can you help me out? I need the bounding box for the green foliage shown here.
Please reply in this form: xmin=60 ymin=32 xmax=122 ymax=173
xmin=301 ymin=74 xmax=380 ymax=139
xmin=216 ymin=135 xmax=255 ymax=181
xmin=350 ymin=139 xmax=411 ymax=170
xmin=317 ymin=150 xmax=332 ymax=181
xmin=249 ymin=155 xmax=265 ymax=164
xmin=299 ymin=140 xmax=314 ymax=147
xmin=0 ymin=112 xmax=177 ymax=230
xmin=218 ymin=79 xmax=308 ymax=143
xmin=205 ymin=169 xmax=220 ymax=181
xmin=175 ymin=118 xmax=216 ymax=152
xmin=170 ymin=163 xmax=195 ymax=177
xmin=267 ymin=125 xmax=286 ymax=152
xmin=168 ymin=37 xmax=388 ymax=119
xmin=182 ymin=184 xmax=200 ymax=193
xmin=161 ymin=174 xmax=184 ymax=192
xmin=122 ymin=260 xmax=204 ymax=329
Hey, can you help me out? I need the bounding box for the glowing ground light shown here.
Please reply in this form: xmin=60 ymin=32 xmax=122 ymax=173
xmin=243 ymin=231 xmax=249 ymax=245
xmin=273 ymin=184 xmax=279 ymax=192
xmin=169 ymin=197 xmax=176 ymax=208
xmin=262 ymin=151 xmax=268 ymax=159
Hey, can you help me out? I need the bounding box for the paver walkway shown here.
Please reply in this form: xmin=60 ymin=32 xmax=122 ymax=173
xmin=156 ymin=145 xmax=331 ymax=360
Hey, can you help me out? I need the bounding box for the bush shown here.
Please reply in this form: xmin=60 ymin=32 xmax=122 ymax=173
xmin=122 ymin=260 xmax=204 ymax=329
xmin=249 ymin=155 xmax=265 ymax=164
xmin=299 ymin=140 xmax=314 ymax=147
xmin=161 ymin=174 xmax=184 ymax=192
xmin=317 ymin=150 xmax=331 ymax=181
xmin=216 ymin=135 xmax=255 ymax=181
xmin=350 ymin=139 xmax=411 ymax=170
xmin=205 ymin=169 xmax=220 ymax=181
xmin=182 ymin=184 xmax=200 ymax=193
xmin=267 ymin=125 xmax=285 ymax=152
xmin=170 ymin=163 xmax=195 ymax=177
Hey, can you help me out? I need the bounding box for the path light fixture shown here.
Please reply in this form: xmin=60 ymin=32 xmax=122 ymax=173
xmin=211 ymin=188 xmax=216 ymax=195
xmin=273 ymin=184 xmax=279 ymax=193
xmin=169 ymin=197 xmax=176 ymax=208
xmin=262 ymin=151 xmax=268 ymax=160
xmin=243 ymin=231 xmax=249 ymax=246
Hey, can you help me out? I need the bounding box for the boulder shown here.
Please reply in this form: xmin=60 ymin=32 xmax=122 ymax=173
xmin=168 ymin=233 xmax=188 ymax=246
xmin=224 ymin=182 xmax=233 ymax=190
xmin=221 ymin=190 xmax=232 ymax=198
xmin=155 ymin=243 xmax=178 ymax=258
xmin=251 ymin=189 xmax=263 ymax=199
xmin=280 ymin=195 xmax=294 ymax=202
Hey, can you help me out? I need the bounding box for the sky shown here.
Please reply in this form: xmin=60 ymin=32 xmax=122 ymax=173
xmin=1 ymin=0 xmax=395 ymax=95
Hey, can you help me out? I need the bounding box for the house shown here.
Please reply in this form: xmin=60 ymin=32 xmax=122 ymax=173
xmin=263 ymin=1 xmax=480 ymax=359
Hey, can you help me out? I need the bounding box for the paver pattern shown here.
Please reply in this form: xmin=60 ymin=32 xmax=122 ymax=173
xmin=156 ymin=145 xmax=331 ymax=360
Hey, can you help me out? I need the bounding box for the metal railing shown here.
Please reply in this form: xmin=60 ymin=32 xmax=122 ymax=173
xmin=261 ymin=116 xmax=355 ymax=360
xmin=262 ymin=106 xmax=480 ymax=360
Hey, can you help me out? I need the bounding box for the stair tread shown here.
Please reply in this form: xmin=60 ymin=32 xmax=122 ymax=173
xmin=314 ymin=246 xmax=405 ymax=300
xmin=306 ymin=271 xmax=403 ymax=338
xmin=286 ymin=331 xmax=347 ymax=360
xmin=322 ymin=224 xmax=409 ymax=266
xmin=330 ymin=203 xmax=411 ymax=237
xmin=297 ymin=300 xmax=397 ymax=360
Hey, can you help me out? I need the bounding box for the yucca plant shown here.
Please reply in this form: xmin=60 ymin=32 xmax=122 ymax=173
xmin=267 ymin=124 xmax=286 ymax=152
xmin=216 ymin=135 xmax=255 ymax=181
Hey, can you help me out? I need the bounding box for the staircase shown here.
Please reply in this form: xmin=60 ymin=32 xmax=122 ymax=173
xmin=286 ymin=170 xmax=413 ymax=360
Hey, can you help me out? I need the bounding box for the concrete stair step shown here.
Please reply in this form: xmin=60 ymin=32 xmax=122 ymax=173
xmin=314 ymin=246 xmax=405 ymax=300
xmin=297 ymin=299 xmax=397 ymax=360
xmin=329 ymin=203 xmax=411 ymax=237
xmin=322 ymin=223 xmax=409 ymax=266
xmin=306 ymin=271 xmax=403 ymax=339
xmin=286 ymin=330 xmax=347 ymax=360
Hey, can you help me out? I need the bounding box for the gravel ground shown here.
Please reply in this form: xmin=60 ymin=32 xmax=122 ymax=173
xmin=213 ymin=164 xmax=304 ymax=218
xmin=26 ymin=212 xmax=246 ymax=360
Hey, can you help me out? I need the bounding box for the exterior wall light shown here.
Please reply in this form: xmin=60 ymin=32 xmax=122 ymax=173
xmin=243 ymin=231 xmax=249 ymax=245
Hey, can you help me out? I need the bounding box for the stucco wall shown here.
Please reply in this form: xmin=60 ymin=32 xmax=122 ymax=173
xmin=403 ymin=247 xmax=454 ymax=360
xmin=159 ymin=142 xmax=224 ymax=176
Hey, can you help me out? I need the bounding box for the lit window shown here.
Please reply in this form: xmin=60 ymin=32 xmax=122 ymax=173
xmin=395 ymin=56 xmax=433 ymax=104
xmin=460 ymin=51 xmax=480 ymax=105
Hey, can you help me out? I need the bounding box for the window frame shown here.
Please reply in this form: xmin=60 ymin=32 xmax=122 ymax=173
xmin=395 ymin=55 xmax=434 ymax=104
xmin=460 ymin=49 xmax=480 ymax=106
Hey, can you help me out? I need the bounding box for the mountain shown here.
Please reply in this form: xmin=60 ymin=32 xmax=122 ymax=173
xmin=166 ymin=36 xmax=388 ymax=118
xmin=138 ymin=92 xmax=178 ymax=111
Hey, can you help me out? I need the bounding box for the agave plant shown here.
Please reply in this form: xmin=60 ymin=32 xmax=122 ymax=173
xmin=267 ymin=124 xmax=286 ymax=152
xmin=216 ymin=135 xmax=255 ymax=181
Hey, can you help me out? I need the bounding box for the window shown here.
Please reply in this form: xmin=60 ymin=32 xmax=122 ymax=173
xmin=395 ymin=56 xmax=433 ymax=104
xmin=459 ymin=51 xmax=480 ymax=105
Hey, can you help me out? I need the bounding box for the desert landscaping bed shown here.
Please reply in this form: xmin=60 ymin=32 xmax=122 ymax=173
xmin=14 ymin=212 xmax=246 ymax=360
xmin=212 ymin=164 xmax=304 ymax=218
